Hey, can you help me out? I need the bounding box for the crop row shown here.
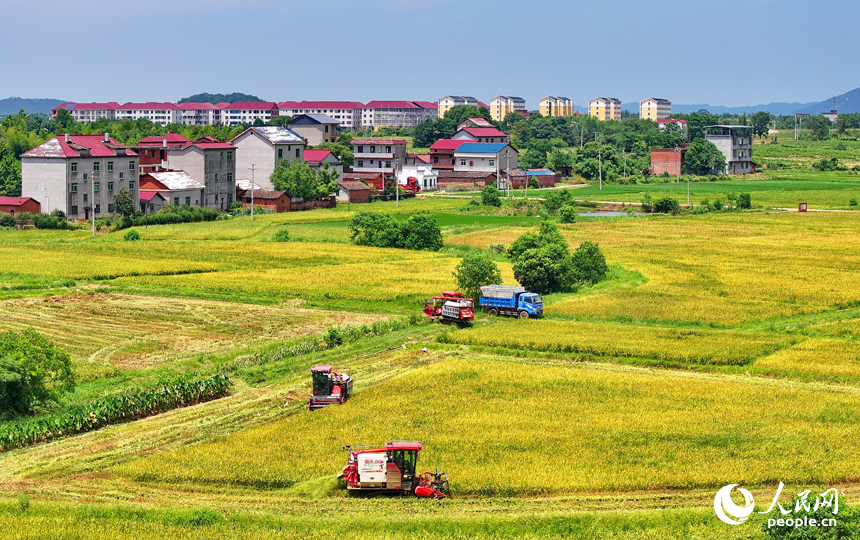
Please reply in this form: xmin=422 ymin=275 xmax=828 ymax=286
xmin=0 ymin=373 xmax=232 ymax=452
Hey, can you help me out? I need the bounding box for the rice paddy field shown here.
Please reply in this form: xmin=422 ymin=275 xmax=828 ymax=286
xmin=2 ymin=178 xmax=860 ymax=539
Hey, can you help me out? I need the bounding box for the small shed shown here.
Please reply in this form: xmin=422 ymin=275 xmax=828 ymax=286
xmin=0 ymin=196 xmax=41 ymax=215
xmin=239 ymin=189 xmax=291 ymax=213
xmin=139 ymin=191 xmax=167 ymax=214
xmin=337 ymin=180 xmax=372 ymax=203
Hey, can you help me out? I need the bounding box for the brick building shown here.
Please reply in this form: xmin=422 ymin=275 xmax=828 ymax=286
xmin=0 ymin=196 xmax=41 ymax=215
xmin=650 ymin=148 xmax=686 ymax=177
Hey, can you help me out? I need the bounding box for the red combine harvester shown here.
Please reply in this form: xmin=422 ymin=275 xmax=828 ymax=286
xmin=308 ymin=365 xmax=353 ymax=411
xmin=365 ymin=176 xmax=421 ymax=193
xmin=339 ymin=441 xmax=449 ymax=498
xmin=423 ymin=291 xmax=474 ymax=324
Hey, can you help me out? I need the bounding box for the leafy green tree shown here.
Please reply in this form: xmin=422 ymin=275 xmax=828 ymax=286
xmin=453 ymin=252 xmax=502 ymax=301
xmin=53 ymin=108 xmax=77 ymax=133
xmin=652 ymin=197 xmax=681 ymax=214
xmin=548 ymin=149 xmax=574 ymax=173
xmin=0 ymin=328 xmax=75 ymax=417
xmin=311 ymin=142 xmax=354 ymax=166
xmin=751 ymin=111 xmax=771 ymax=138
xmin=271 ymin=160 xmax=338 ymax=201
xmin=559 ymin=205 xmax=577 ymax=223
xmin=481 ymin=185 xmax=502 ymax=207
xmin=571 ymin=241 xmax=607 ymax=284
xmin=683 ymin=139 xmax=726 ymax=175
xmin=512 ymin=243 xmax=574 ymax=295
xmin=268 ymin=116 xmax=293 ymax=126
xmin=401 ymin=215 xmax=443 ymax=251
xmin=443 ymin=105 xmax=493 ymax=126
xmin=806 ymin=114 xmax=831 ymax=140
xmin=737 ymin=192 xmax=751 ymax=209
xmin=543 ymin=190 xmax=572 ymax=214
xmin=0 ymin=149 xmax=22 ymax=196
xmin=113 ymin=188 xmax=137 ymax=219
xmin=413 ymin=117 xmax=457 ymax=148
xmin=349 ymin=212 xmax=401 ymax=247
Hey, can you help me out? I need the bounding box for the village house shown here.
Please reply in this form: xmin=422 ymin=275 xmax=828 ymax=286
xmin=278 ymin=101 xmax=364 ymax=130
xmin=428 ymin=139 xmax=469 ymax=171
xmin=139 ymin=170 xmax=205 ymax=208
xmin=451 ymin=127 xmax=510 ymax=144
xmin=453 ymin=143 xmax=518 ymax=173
xmin=287 ymin=114 xmax=340 ymax=145
xmin=0 ymin=196 xmax=41 ymax=215
xmin=230 ymin=126 xmax=305 ymax=191
xmin=336 ymin=180 xmax=372 ymax=203
xmin=352 ymin=140 xmax=408 ymax=174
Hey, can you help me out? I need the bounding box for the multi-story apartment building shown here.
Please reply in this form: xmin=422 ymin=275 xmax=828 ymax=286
xmin=438 ymin=96 xmax=481 ymax=118
xmin=221 ymin=102 xmax=279 ymax=126
xmin=539 ymin=96 xmax=574 ymax=117
xmin=588 ymin=97 xmax=622 ymax=121
xmin=52 ymin=102 xmax=121 ymax=123
xmin=704 ymin=125 xmax=754 ymax=174
xmin=115 ymin=103 xmax=182 ymax=126
xmin=489 ymin=96 xmax=526 ymax=122
xmin=640 ymin=98 xmax=672 ymax=121
xmin=178 ymin=102 xmax=221 ymax=126
xmin=135 ymin=133 xmax=237 ymax=210
xmin=278 ymin=101 xmax=364 ymax=130
xmin=230 ymin=126 xmax=305 ymax=191
xmin=352 ymin=140 xmax=408 ymax=174
xmin=361 ymin=102 xmax=437 ymax=129
xmin=21 ymin=134 xmax=139 ymax=219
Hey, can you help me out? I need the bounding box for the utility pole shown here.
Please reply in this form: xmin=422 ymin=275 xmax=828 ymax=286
xmin=598 ymin=147 xmax=602 ymax=191
xmin=250 ymin=164 xmax=256 ymax=221
xmin=623 ymin=155 xmax=627 ymax=179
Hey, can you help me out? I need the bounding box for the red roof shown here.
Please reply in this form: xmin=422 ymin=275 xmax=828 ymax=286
xmin=303 ymin=149 xmax=333 ymax=162
xmin=119 ymin=102 xmax=180 ymax=110
xmin=364 ymin=101 xmax=419 ymax=109
xmin=460 ymin=127 xmax=507 ymax=138
xmin=278 ymin=101 xmax=364 ymax=110
xmin=465 ymin=117 xmax=494 ymax=127
xmin=138 ymin=132 xmax=192 ymax=145
xmin=478 ymin=101 xmax=489 ymax=109
xmin=65 ymin=102 xmax=121 ymax=111
xmin=656 ymin=118 xmax=688 ymax=124
xmin=413 ymin=101 xmax=438 ymax=109
xmin=139 ymin=191 xmax=166 ymax=203
xmin=223 ymin=102 xmax=277 ymax=110
xmin=430 ymin=139 xmax=469 ymax=150
xmin=352 ymin=139 xmax=407 ymax=145
xmin=0 ymin=196 xmax=36 ymax=206
xmin=413 ymin=154 xmax=431 ymax=164
xmin=22 ymin=135 xmax=137 ymax=159
xmin=177 ymin=102 xmax=218 ymax=110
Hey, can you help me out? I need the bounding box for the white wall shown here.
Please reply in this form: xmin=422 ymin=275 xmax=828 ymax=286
xmin=21 ymin=159 xmax=67 ymax=216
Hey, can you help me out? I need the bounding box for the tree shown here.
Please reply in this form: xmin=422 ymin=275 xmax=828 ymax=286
xmin=682 ymin=139 xmax=726 ymax=175
xmin=559 ymin=205 xmax=577 ymax=223
xmin=271 ymin=160 xmax=338 ymax=201
xmin=443 ymin=105 xmax=492 ymax=126
xmin=113 ymin=187 xmax=137 ymax=219
xmin=751 ymin=111 xmax=771 ymax=138
xmin=652 ymin=197 xmax=681 ymax=214
xmin=453 ymin=252 xmax=502 ymax=301
xmin=349 ymin=212 xmax=401 ymax=247
xmin=737 ymin=192 xmax=751 ymax=209
xmin=413 ymin=117 xmax=456 ymax=148
xmin=0 ymin=328 xmax=75 ymax=417
xmin=268 ymin=116 xmax=293 ymax=126
xmin=571 ymin=241 xmax=608 ymax=284
xmin=806 ymin=115 xmax=831 ymax=140
xmin=401 ymin=215 xmax=443 ymax=251
xmin=512 ymin=243 xmax=574 ymax=295
xmin=0 ymin=149 xmax=22 ymax=197
xmin=481 ymin=185 xmax=502 ymax=207
xmin=311 ymin=142 xmax=354 ymax=167
xmin=543 ymin=190 xmax=573 ymax=214
xmin=548 ymin=149 xmax=574 ymax=173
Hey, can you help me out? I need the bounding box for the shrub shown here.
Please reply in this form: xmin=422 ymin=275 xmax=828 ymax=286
xmin=272 ymin=228 xmax=290 ymax=242
xmin=488 ymin=243 xmax=507 ymax=254
xmin=850 ymin=198 xmax=857 ymax=207
xmin=229 ymin=200 xmax=244 ymax=211
xmin=453 ymin=252 xmax=502 ymax=301
xmin=0 ymin=329 xmax=75 ymax=417
xmin=123 ymin=228 xmax=141 ymax=241
xmin=512 ymin=244 xmax=575 ymax=295
xmin=712 ymin=199 xmax=723 ymax=211
xmin=571 ymin=241 xmax=608 ymax=284
xmin=559 ymin=205 xmax=577 ymax=223
xmin=543 ymin=190 xmax=572 ymax=214
xmin=529 ymin=177 xmax=539 ymax=189
xmin=349 ymin=212 xmax=442 ymax=251
xmin=653 ymin=197 xmax=680 ymax=214
xmin=401 ymin=215 xmax=443 ymax=252
xmin=49 ymin=209 xmax=66 ymax=219
xmin=481 ymin=185 xmax=502 ymax=207
xmin=737 ymin=192 xmax=752 ymax=209
xmin=0 ymin=213 xmax=14 ymax=228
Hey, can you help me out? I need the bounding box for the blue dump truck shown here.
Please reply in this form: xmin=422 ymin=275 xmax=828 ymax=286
xmin=479 ymin=285 xmax=543 ymax=319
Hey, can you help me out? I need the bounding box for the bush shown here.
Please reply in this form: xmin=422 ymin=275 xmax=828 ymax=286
xmin=481 ymin=185 xmax=502 ymax=207
xmin=737 ymin=192 xmax=752 ymax=209
xmin=512 ymin=244 xmax=574 ymax=295
xmin=543 ymin=190 xmax=572 ymax=214
xmin=571 ymin=241 xmax=608 ymax=284
xmin=121 ymin=206 xmax=219 ymax=229
xmin=653 ymin=197 xmax=681 ymax=214
xmin=850 ymin=198 xmax=858 ymax=207
xmin=0 ymin=213 xmax=14 ymax=228
xmin=49 ymin=209 xmax=65 ymax=219
xmin=401 ymin=215 xmax=443 ymax=252
xmin=453 ymin=252 xmax=502 ymax=301
xmin=488 ymin=243 xmax=507 ymax=254
xmin=713 ymin=199 xmax=723 ymax=211
xmin=123 ymin=228 xmax=141 ymax=241
xmin=0 ymin=329 xmax=75 ymax=417
xmin=559 ymin=205 xmax=577 ymax=223
xmin=529 ymin=177 xmax=539 ymax=189
xmin=229 ymin=200 xmax=244 ymax=211
xmin=272 ymin=228 xmax=290 ymax=242
xmin=349 ymin=212 xmax=442 ymax=251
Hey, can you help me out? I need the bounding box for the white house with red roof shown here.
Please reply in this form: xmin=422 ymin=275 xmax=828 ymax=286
xmin=352 ymin=140 xmax=408 ymax=174
xmin=21 ymin=134 xmax=139 ymax=219
xmin=230 ymin=126 xmax=306 ymax=191
xmin=140 ymin=170 xmax=205 ymax=208
xmin=278 ymin=101 xmax=364 ymax=129
xmin=428 ymin=139 xmax=470 ymax=170
xmin=52 ymin=102 xmax=121 ymax=123
xmin=656 ymin=118 xmax=688 ymax=137
xmin=135 ymin=133 xmax=237 ymax=210
xmin=456 ymin=117 xmax=494 ymax=131
xmin=451 ymin=127 xmax=509 ymax=144
xmin=303 ymin=149 xmax=343 ymax=179
xmin=361 ymin=101 xmax=437 ymax=129
xmin=220 ymin=102 xmax=279 ymax=126
xmin=115 ymin=103 xmax=182 ymax=126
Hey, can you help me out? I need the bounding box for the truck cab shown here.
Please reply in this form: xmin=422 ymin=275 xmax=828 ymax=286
xmin=518 ymin=293 xmax=543 ymax=317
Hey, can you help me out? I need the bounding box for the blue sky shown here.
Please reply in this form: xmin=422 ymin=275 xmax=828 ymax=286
xmin=3 ymin=0 xmax=858 ymax=108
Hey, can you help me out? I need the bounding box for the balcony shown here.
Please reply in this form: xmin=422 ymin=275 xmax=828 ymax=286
xmin=354 ymin=151 xmax=394 ymax=160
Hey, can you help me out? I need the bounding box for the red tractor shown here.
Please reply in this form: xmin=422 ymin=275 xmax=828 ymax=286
xmin=339 ymin=440 xmax=449 ymax=498
xmin=423 ymin=291 xmax=474 ymax=324
xmin=308 ymin=365 xmax=353 ymax=411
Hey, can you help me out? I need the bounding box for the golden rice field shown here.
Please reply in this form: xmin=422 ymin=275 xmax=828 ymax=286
xmin=755 ymin=338 xmax=860 ymax=378
xmin=116 ymin=355 xmax=860 ymax=496
xmin=444 ymin=320 xmax=799 ymax=365
xmin=448 ymin=212 xmax=860 ymax=324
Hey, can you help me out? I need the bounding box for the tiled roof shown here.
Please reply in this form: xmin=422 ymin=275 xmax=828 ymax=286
xmin=412 ymin=101 xmax=438 ymax=109
xmin=145 ymin=170 xmax=205 ymax=190
xmin=460 ymin=127 xmax=507 ymax=138
xmin=526 ymin=168 xmax=555 ymax=176
xmin=288 ymin=113 xmax=339 ymax=125
xmin=337 ymin=180 xmax=371 ymax=191
xmin=138 ymin=132 xmax=192 ymax=145
xmin=453 ymin=142 xmax=510 ymax=154
xmin=236 ymin=179 xmax=263 ymax=191
xmin=364 ymin=101 xmax=420 ymax=109
xmin=303 ymin=149 xmax=334 ymax=162
xmin=656 ymin=118 xmax=688 ymax=124
xmin=22 ymin=135 xmax=137 ymax=158
xmin=413 ymin=154 xmax=431 ymax=164
xmin=64 ymin=102 xmax=121 ymax=111
xmin=224 ymin=102 xmax=277 ymax=110
xmin=139 ymin=191 xmax=165 ymax=203
xmin=343 ymin=172 xmax=385 ymax=180
xmin=437 ymin=171 xmax=496 ymax=178
xmin=465 ymin=117 xmax=493 ymax=127
xmin=177 ymin=102 xmax=218 ymax=110
xmin=240 ymin=189 xmax=286 ymax=200
xmin=429 ymin=139 xmax=469 ymax=150
xmin=0 ymin=196 xmax=36 ymax=206
xmin=118 ymin=102 xmax=180 ymax=110
xmin=278 ymin=101 xmax=364 ymax=110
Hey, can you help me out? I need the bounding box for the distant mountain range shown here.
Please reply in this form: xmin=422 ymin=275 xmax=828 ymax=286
xmin=0 ymin=97 xmax=66 ymax=116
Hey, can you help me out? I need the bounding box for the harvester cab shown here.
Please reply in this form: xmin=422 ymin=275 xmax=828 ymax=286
xmin=423 ymin=291 xmax=474 ymax=324
xmin=339 ymin=441 xmax=448 ymax=498
xmin=308 ymin=365 xmax=353 ymax=411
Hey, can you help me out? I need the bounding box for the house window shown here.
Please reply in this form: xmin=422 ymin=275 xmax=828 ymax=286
xmin=386 ymin=161 xmax=392 ymax=168
xmin=83 ymin=173 xmax=88 ymax=181
xmin=174 ymin=197 xmax=180 ymax=206
xmin=83 ymin=193 xmax=88 ymax=202
xmin=185 ymin=197 xmax=191 ymax=206
xmin=94 ymin=182 xmax=100 ymax=192
xmin=129 ymin=181 xmax=135 ymax=190
xmin=227 ymin=151 xmax=232 ymax=161
xmin=227 ymin=173 xmax=233 ymax=182
xmin=71 ymin=205 xmax=78 ymax=215
xmin=370 ymin=146 xmax=375 ymax=153
xmin=93 ymin=162 xmax=100 ymax=172
xmin=215 ymin=173 xmax=218 ymax=181
xmin=70 ymin=183 xmax=78 ymax=193
xmin=489 ymin=160 xmax=495 ymax=167
xmin=108 ymin=181 xmax=114 ymax=191
xmin=108 ymin=204 xmax=114 ymax=213
xmin=385 ymin=146 xmax=391 ymax=153
xmin=95 ymin=204 xmax=100 ymax=213
xmin=119 ymin=172 xmax=124 ymax=180
xmin=325 ymin=125 xmax=329 ymax=133
xmin=460 ymin=160 xmax=466 ymax=166
xmin=129 ymin=161 xmax=135 ymax=170
xmin=433 ymin=156 xmax=439 ymax=163
xmin=228 ymin=194 xmax=233 ymax=204
xmin=71 ymin=162 xmax=77 ymax=173
xmin=107 ymin=161 xmax=114 ymax=171
xmin=357 ymin=146 xmax=364 ymax=153
xmin=296 ymin=148 xmax=300 ymax=158
xmin=357 ymin=160 xmax=364 ymax=167
xmin=278 ymin=148 xmax=283 ymax=159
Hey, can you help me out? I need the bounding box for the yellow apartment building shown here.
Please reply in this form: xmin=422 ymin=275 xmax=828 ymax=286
xmin=539 ymin=96 xmax=574 ymax=117
xmin=588 ymin=97 xmax=622 ymax=121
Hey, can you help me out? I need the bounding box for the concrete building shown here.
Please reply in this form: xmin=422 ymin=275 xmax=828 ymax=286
xmin=656 ymin=119 xmax=688 ymax=138
xmin=352 ymin=140 xmax=408 ymax=174
xmin=115 ymin=103 xmax=182 ymax=126
xmin=456 ymin=117 xmax=494 ymax=130
xmin=139 ymin=170 xmax=205 ymax=207
xmin=428 ymin=139 xmax=469 ymax=171
xmin=640 ymin=98 xmax=672 ymax=121
xmin=650 ymin=148 xmax=686 ymax=177
xmin=287 ymin=114 xmax=339 ymax=145
xmin=278 ymin=101 xmax=364 ymax=129
xmin=52 ymin=102 xmax=120 ymax=123
xmin=221 ymin=102 xmax=279 ymax=125
xmin=230 ymin=126 xmax=305 ymax=191
xmin=451 ymin=127 xmax=509 ymax=144
xmin=704 ymin=125 xmax=754 ymax=174
xmin=823 ymin=109 xmax=839 ymax=124
xmin=539 ymin=96 xmax=574 ymax=117
xmin=489 ymin=96 xmax=526 ymax=122
xmin=21 ymin=134 xmax=139 ymax=219
xmin=589 ymin=97 xmax=622 ymax=121
xmin=453 ymin=142 xmax=518 ymax=173
xmin=438 ymin=96 xmax=481 ymax=118
xmin=135 ymin=134 xmax=237 ymax=210
xmin=178 ymin=102 xmax=221 ymax=126
xmin=398 ymin=164 xmax=437 ymax=191
xmin=303 ymin=149 xmax=343 ymax=179
xmin=361 ymin=101 xmax=437 ymax=129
